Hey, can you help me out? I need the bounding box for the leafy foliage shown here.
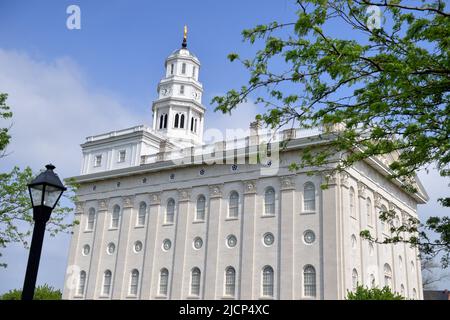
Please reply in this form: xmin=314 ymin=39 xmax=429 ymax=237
xmin=0 ymin=284 xmax=62 ymax=300
xmin=346 ymin=285 xmax=404 ymax=300
xmin=0 ymin=93 xmax=12 ymax=157
xmin=212 ymin=1 xmax=449 ymax=267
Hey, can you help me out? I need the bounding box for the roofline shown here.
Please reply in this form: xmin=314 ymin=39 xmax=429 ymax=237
xmin=71 ymin=132 xmax=428 ymax=204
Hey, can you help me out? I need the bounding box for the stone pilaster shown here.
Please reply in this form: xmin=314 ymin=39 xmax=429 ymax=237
xmin=204 ymin=184 xmax=223 ymax=299
xmin=112 ymin=196 xmax=134 ymax=299
xmin=279 ymin=176 xmax=295 ymax=299
xmin=321 ymin=176 xmax=341 ymax=299
xmin=62 ymin=202 xmax=85 ymax=299
xmin=140 ymin=192 xmax=161 ymax=299
xmin=171 ymin=189 xmax=191 ymax=299
xmin=240 ymin=180 xmax=257 ymax=299
xmin=86 ymin=199 xmax=109 ymax=299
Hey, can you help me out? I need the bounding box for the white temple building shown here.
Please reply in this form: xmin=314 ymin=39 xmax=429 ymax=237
xmin=63 ymin=31 xmax=427 ymax=300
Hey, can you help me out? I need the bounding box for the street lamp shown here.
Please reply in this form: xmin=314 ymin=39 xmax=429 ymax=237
xmin=21 ymin=164 xmax=66 ymax=300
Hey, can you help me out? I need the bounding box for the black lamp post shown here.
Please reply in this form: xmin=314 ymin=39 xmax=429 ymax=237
xmin=21 ymin=164 xmax=66 ymax=300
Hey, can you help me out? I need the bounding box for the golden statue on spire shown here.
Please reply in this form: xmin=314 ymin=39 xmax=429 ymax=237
xmin=182 ymin=25 xmax=188 ymax=48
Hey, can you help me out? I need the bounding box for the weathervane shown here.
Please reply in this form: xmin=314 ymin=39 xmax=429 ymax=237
xmin=182 ymin=25 xmax=188 ymax=48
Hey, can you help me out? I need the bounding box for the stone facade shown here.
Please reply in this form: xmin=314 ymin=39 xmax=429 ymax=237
xmin=63 ymin=38 xmax=427 ymax=300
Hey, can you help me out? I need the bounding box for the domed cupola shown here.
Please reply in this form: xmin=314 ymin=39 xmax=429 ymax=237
xmin=151 ymin=26 xmax=204 ymax=147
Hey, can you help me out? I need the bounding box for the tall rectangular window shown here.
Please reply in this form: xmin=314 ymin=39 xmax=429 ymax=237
xmin=190 ymin=268 xmax=201 ymax=296
xmin=159 ymin=269 xmax=169 ymax=296
xmin=118 ymin=150 xmax=126 ymax=163
xmin=94 ymin=155 xmax=102 ymax=167
xmin=192 ymin=66 xmax=196 ymax=78
xmin=180 ymin=85 xmax=185 ymax=95
xmin=170 ymin=64 xmax=174 ymax=75
xmin=181 ymin=63 xmax=186 ymax=74
xmin=129 ymin=270 xmax=139 ymax=296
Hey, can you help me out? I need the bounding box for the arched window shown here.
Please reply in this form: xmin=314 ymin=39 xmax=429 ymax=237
xmin=303 ymin=182 xmax=316 ymax=212
xmin=166 ymin=199 xmax=175 ymax=224
xmin=159 ymin=268 xmax=169 ymax=296
xmin=191 ymin=117 xmax=194 ymax=131
xmin=174 ymin=114 xmax=179 ymax=128
xmin=138 ymin=202 xmax=147 ymax=226
xmin=352 ymin=269 xmax=358 ymax=291
xmin=111 ymin=205 xmax=120 ymax=229
xmin=303 ymin=265 xmax=316 ymax=297
xmin=264 ymin=187 xmax=275 ymax=216
xmin=384 ymin=264 xmax=392 ymax=288
xmin=103 ymin=270 xmax=112 ymax=296
xmin=190 ymin=267 xmax=201 ymax=296
xmin=181 ymin=63 xmax=186 ymax=74
xmin=366 ymin=198 xmax=372 ymax=225
xmin=349 ymin=187 xmax=355 ymax=218
xmin=159 ymin=114 xmax=164 ymax=129
xmin=225 ymin=267 xmax=236 ymax=297
xmin=129 ymin=269 xmax=139 ymax=296
xmin=87 ymin=208 xmax=96 ymax=231
xmin=77 ymin=271 xmax=86 ymax=296
xmin=163 ymin=114 xmax=168 ymax=128
xmin=196 ymin=195 xmax=206 ymax=221
xmin=228 ymin=191 xmax=239 ymax=218
xmin=180 ymin=114 xmax=185 ymax=128
xmin=351 ymin=234 xmax=357 ymax=249
xmin=262 ymin=266 xmax=274 ymax=297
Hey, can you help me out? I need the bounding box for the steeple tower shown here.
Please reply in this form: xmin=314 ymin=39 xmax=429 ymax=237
xmin=152 ymin=26 xmax=204 ymax=147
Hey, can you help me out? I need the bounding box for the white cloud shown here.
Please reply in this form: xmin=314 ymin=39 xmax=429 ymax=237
xmin=0 ymin=49 xmax=144 ymax=293
xmin=0 ymin=49 xmax=143 ymax=177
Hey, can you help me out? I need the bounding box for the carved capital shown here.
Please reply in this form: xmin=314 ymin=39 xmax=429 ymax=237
xmin=323 ymin=171 xmax=338 ymax=186
xmin=149 ymin=192 xmax=161 ymax=205
xmin=280 ymin=175 xmax=296 ymax=190
xmin=122 ymin=196 xmax=134 ymax=208
xmin=389 ymin=202 xmax=398 ymax=212
xmin=374 ymin=192 xmax=382 ymax=208
xmin=340 ymin=172 xmax=350 ymax=188
xmin=178 ymin=188 xmax=191 ymax=202
xmin=243 ymin=180 xmax=257 ymax=194
xmin=209 ymin=184 xmax=223 ymax=198
xmin=98 ymin=199 xmax=109 ymax=211
xmin=74 ymin=201 xmax=84 ymax=215
xmin=357 ymin=181 xmax=367 ymax=198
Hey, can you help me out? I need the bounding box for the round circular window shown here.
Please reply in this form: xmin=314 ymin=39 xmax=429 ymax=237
xmin=303 ymin=230 xmax=316 ymax=244
xmin=227 ymin=235 xmax=237 ymax=248
xmin=263 ymin=232 xmax=275 ymax=246
xmin=193 ymin=237 xmax=203 ymax=250
xmin=82 ymin=244 xmax=90 ymax=256
xmin=162 ymin=239 xmax=172 ymax=251
xmin=134 ymin=241 xmax=143 ymax=253
xmin=106 ymin=242 xmax=115 ymax=255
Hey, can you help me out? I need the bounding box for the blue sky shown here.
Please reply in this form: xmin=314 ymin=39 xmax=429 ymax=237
xmin=0 ymin=0 xmax=448 ymax=294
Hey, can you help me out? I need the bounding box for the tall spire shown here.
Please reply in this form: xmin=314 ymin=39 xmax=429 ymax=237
xmin=182 ymin=25 xmax=188 ymax=48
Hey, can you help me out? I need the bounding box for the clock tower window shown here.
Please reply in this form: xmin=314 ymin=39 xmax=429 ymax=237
xmin=174 ymin=114 xmax=179 ymax=128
